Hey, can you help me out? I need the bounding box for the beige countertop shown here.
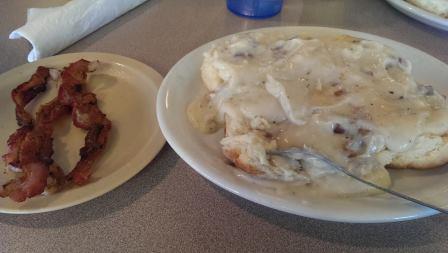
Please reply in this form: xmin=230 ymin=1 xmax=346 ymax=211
xmin=1 ymin=0 xmax=448 ymax=252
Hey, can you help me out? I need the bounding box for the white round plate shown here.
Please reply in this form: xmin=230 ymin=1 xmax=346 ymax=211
xmin=0 ymin=52 xmax=165 ymax=213
xmin=386 ymin=0 xmax=448 ymax=31
xmin=157 ymin=26 xmax=448 ymax=223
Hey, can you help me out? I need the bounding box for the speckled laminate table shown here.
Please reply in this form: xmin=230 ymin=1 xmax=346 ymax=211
xmin=1 ymin=0 xmax=448 ymax=252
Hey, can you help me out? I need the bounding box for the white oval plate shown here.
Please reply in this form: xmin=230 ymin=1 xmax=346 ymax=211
xmin=157 ymin=26 xmax=448 ymax=223
xmin=386 ymin=0 xmax=448 ymax=31
xmin=0 ymin=52 xmax=165 ymax=213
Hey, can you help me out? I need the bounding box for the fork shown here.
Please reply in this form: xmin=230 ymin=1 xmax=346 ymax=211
xmin=270 ymin=147 xmax=448 ymax=214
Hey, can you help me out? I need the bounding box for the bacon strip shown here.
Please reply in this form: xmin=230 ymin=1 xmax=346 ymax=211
xmin=58 ymin=59 xmax=90 ymax=106
xmin=0 ymin=99 xmax=70 ymax=202
xmin=59 ymin=60 xmax=111 ymax=185
xmin=1 ymin=67 xmax=70 ymax=202
xmin=68 ymin=93 xmax=112 ymax=185
xmin=2 ymin=126 xmax=30 ymax=167
xmin=1 ymin=59 xmax=111 ymax=202
xmin=2 ymin=67 xmax=50 ymax=167
xmin=12 ymin=66 xmax=49 ymax=127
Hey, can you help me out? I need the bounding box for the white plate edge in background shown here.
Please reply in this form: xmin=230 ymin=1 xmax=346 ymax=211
xmin=386 ymin=0 xmax=448 ymax=31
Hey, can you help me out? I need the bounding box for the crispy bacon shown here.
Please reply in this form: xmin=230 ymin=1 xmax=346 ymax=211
xmin=2 ymin=132 xmax=49 ymax=202
xmin=59 ymin=60 xmax=111 ymax=185
xmin=58 ymin=59 xmax=90 ymax=106
xmin=68 ymin=93 xmax=112 ymax=185
xmin=2 ymin=126 xmax=31 ymax=167
xmin=2 ymin=67 xmax=50 ymax=167
xmin=12 ymin=66 xmax=49 ymax=126
xmin=0 ymin=99 xmax=69 ymax=202
xmin=1 ymin=67 xmax=69 ymax=202
xmin=50 ymin=59 xmax=111 ymax=185
xmin=34 ymin=99 xmax=71 ymax=164
xmin=1 ymin=59 xmax=111 ymax=201
xmin=0 ymin=162 xmax=48 ymax=202
xmin=0 ymin=66 xmax=50 ymax=201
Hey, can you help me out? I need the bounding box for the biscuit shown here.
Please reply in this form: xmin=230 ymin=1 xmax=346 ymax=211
xmin=390 ymin=134 xmax=448 ymax=169
xmin=192 ymin=31 xmax=448 ymax=196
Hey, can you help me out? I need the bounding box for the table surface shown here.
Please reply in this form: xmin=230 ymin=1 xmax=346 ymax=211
xmin=1 ymin=0 xmax=448 ymax=252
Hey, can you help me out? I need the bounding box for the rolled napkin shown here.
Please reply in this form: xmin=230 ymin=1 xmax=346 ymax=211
xmin=10 ymin=0 xmax=147 ymax=62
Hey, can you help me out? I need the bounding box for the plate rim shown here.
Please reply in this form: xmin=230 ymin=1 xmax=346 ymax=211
xmin=0 ymin=52 xmax=166 ymax=214
xmin=156 ymin=26 xmax=445 ymax=223
xmin=385 ymin=0 xmax=448 ymax=31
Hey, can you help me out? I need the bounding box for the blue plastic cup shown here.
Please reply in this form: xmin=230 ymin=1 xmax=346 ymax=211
xmin=227 ymin=0 xmax=283 ymax=18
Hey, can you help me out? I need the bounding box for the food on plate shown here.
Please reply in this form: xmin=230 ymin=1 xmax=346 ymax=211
xmin=1 ymin=59 xmax=111 ymax=202
xmin=188 ymin=31 xmax=448 ymax=195
xmin=407 ymin=0 xmax=448 ymax=18
xmin=1 ymin=66 xmax=67 ymax=202
xmin=60 ymin=60 xmax=112 ymax=185
xmin=3 ymin=66 xmax=50 ymax=167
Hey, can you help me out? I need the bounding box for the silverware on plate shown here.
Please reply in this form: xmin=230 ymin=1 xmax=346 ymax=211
xmin=270 ymin=147 xmax=448 ymax=214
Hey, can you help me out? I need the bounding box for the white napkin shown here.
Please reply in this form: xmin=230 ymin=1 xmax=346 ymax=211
xmin=10 ymin=0 xmax=147 ymax=62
